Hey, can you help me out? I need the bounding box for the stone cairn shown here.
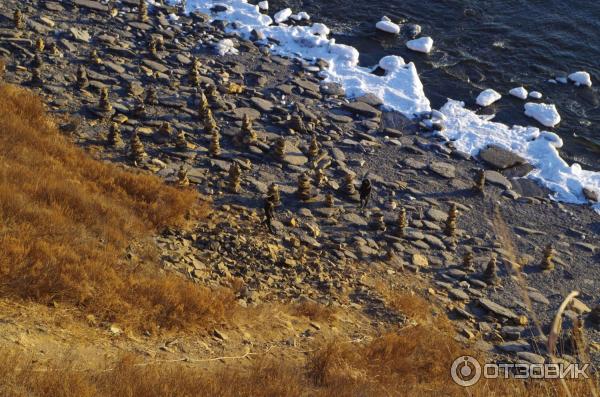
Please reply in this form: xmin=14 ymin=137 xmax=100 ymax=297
xmin=240 ymin=114 xmax=257 ymax=145
xmin=396 ymin=207 xmax=408 ymax=238
xmin=313 ymin=168 xmax=326 ymax=187
xmin=76 ymin=66 xmax=88 ymax=89
xmin=483 ymin=254 xmax=499 ymax=284
xmin=198 ymin=90 xmax=210 ymax=120
xmin=209 ymin=127 xmax=221 ymax=157
xmin=107 ymin=122 xmax=124 ymax=147
xmin=475 ymin=169 xmax=486 ymax=194
xmin=228 ymin=163 xmax=242 ymax=193
xmin=342 ymin=172 xmax=356 ymax=196
xmin=13 ymin=9 xmax=24 ymax=30
xmin=175 ymin=130 xmax=188 ymax=151
xmin=99 ymin=87 xmax=112 ymax=112
xmin=29 ymin=67 xmax=43 ymax=86
xmin=540 ymin=244 xmax=555 ymax=270
xmin=267 ymin=183 xmax=281 ymax=206
xmin=154 ymin=122 xmax=172 ymax=144
xmin=297 ymin=172 xmax=312 ymax=201
xmin=325 ymin=192 xmax=335 ymax=207
xmin=371 ymin=212 xmax=386 ymax=231
xmin=177 ymin=165 xmax=189 ymax=187
xmin=35 ymin=37 xmax=45 ymax=53
xmin=148 ymin=37 xmax=158 ymax=58
xmin=206 ymin=85 xmax=220 ymax=106
xmin=32 ymin=54 xmax=43 ymax=69
xmin=204 ymin=108 xmax=218 ymax=136
xmin=138 ymin=0 xmax=149 ymax=22
xmin=89 ymin=49 xmax=102 ymax=65
xmin=308 ymin=134 xmax=319 ymax=163
xmin=48 ymin=42 xmax=59 ymax=56
xmin=133 ymin=99 xmax=146 ymax=119
xmin=130 ymin=130 xmax=146 ymax=165
xmin=274 ymin=137 xmax=286 ymax=161
xmin=462 ymin=251 xmax=475 ymax=272
xmin=145 ymin=87 xmax=158 ymax=105
xmin=189 ymin=64 xmax=200 ymax=86
xmin=289 ymin=114 xmax=307 ymax=134
xmin=445 ymin=203 xmax=458 ymax=238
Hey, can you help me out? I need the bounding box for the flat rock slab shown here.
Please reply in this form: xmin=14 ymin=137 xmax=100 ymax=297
xmin=498 ymin=340 xmax=530 ymax=353
xmin=484 ymin=170 xmax=512 ymax=189
xmin=510 ymin=178 xmax=551 ymax=198
xmin=142 ymin=59 xmax=169 ymax=73
xmin=479 ymin=146 xmax=527 ymax=170
xmin=429 ymin=161 xmax=456 ymax=179
xmin=73 ymin=0 xmax=109 ymax=12
xmin=70 ymin=27 xmax=90 ymax=43
xmin=427 ymin=208 xmax=448 ymax=222
xmin=478 ymin=298 xmax=518 ymax=320
xmin=342 ymin=213 xmax=368 ymax=226
xmin=342 ymin=101 xmax=381 ymax=118
xmin=232 ymin=107 xmax=260 ymax=120
xmin=250 ymin=97 xmax=274 ymax=112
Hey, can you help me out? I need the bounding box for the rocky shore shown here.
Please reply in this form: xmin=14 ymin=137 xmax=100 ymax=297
xmin=1 ymin=0 xmax=599 ymax=367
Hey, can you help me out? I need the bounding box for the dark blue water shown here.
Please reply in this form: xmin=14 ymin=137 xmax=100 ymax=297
xmin=271 ymin=0 xmax=600 ymax=170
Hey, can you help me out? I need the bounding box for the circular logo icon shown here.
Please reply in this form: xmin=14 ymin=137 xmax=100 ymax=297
xmin=451 ymin=356 xmax=482 ymax=387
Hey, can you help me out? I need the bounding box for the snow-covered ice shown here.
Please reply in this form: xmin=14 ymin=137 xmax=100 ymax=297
xmin=274 ymin=8 xmax=292 ymax=23
xmin=524 ymin=103 xmax=561 ymax=127
xmin=509 ymin=87 xmax=528 ymax=100
xmin=376 ymin=17 xmax=400 ymax=34
xmin=476 ymin=89 xmax=501 ymax=106
xmin=406 ymin=37 xmax=433 ymax=53
xmin=529 ymin=91 xmax=542 ymax=99
xmin=568 ymin=71 xmax=592 ymax=87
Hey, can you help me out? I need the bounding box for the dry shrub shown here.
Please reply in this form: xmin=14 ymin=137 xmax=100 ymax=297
xmin=0 ymin=84 xmax=232 ymax=331
xmin=290 ymin=300 xmax=336 ymax=322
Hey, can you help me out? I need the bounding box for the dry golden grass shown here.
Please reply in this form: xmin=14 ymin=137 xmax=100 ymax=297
xmin=0 ymin=295 xmax=593 ymax=397
xmin=0 ymin=84 xmax=233 ymax=331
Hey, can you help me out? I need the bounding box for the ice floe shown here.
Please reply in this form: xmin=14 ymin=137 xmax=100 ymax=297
xmin=509 ymin=87 xmax=528 ymax=100
xmin=406 ymin=36 xmax=433 ymax=53
xmin=529 ymin=91 xmax=542 ymax=99
xmin=376 ymin=16 xmax=400 ymax=34
xmin=568 ymin=71 xmax=592 ymax=87
xmin=524 ymin=103 xmax=561 ymax=127
xmin=476 ymin=89 xmax=501 ymax=107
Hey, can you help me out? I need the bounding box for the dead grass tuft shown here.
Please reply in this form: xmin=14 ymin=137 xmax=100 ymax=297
xmin=0 ymin=84 xmax=232 ymax=331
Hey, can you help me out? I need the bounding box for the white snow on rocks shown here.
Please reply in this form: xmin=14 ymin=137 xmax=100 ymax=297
xmin=214 ymin=38 xmax=239 ymax=55
xmin=274 ymin=8 xmax=292 ymax=23
xmin=476 ymin=89 xmax=501 ymax=107
xmin=406 ymin=36 xmax=433 ymax=53
xmin=258 ymin=1 xmax=268 ymax=11
xmin=376 ymin=16 xmax=400 ymax=34
xmin=509 ymin=87 xmax=528 ymax=99
xmin=440 ymin=100 xmax=600 ymax=209
xmin=181 ymin=0 xmax=430 ymax=116
xmin=529 ymin=91 xmax=542 ymax=99
xmin=291 ymin=12 xmax=310 ymax=21
xmin=524 ymin=103 xmax=561 ymax=127
xmin=379 ymin=55 xmax=405 ymax=71
xmin=568 ymin=71 xmax=592 ymax=87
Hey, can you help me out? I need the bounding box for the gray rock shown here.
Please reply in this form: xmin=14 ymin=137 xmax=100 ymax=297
xmin=342 ymin=101 xmax=381 ymax=118
xmin=479 ymin=146 xmax=527 ymax=170
xmin=484 ymin=170 xmax=512 ymax=189
xmin=478 ymin=298 xmax=518 ymax=320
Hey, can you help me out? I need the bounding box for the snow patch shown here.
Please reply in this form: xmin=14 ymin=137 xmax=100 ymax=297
xmin=274 ymin=8 xmax=292 ymax=23
xmin=214 ymin=38 xmax=238 ymax=55
xmin=529 ymin=91 xmax=542 ymax=99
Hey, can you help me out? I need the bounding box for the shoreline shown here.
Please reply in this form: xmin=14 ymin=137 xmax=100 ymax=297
xmin=180 ymin=0 xmax=600 ymax=212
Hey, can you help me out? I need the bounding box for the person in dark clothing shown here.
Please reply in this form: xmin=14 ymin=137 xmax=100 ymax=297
xmin=359 ymin=178 xmax=372 ymax=209
xmin=264 ymin=196 xmax=276 ymax=234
